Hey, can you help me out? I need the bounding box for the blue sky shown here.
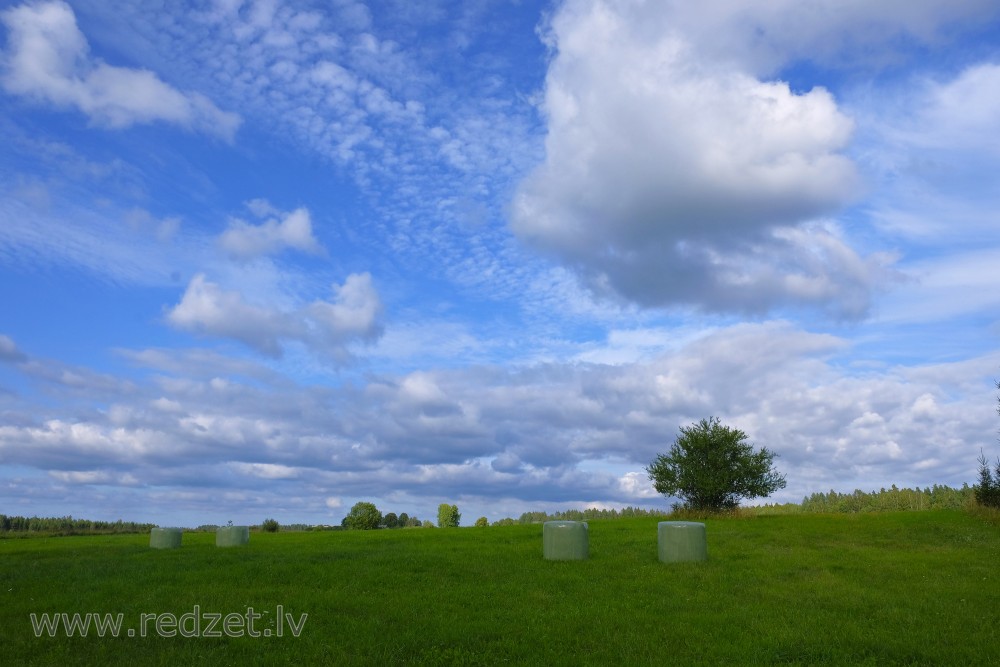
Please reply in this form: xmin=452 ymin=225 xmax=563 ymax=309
xmin=1 ymin=0 xmax=999 ymax=527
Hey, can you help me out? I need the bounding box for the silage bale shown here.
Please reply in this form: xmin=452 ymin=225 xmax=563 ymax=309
xmin=216 ymin=525 xmax=250 ymax=547
xmin=543 ymin=520 xmax=589 ymax=560
xmin=657 ymin=521 xmax=707 ymax=563
xmin=150 ymin=527 xmax=183 ymax=549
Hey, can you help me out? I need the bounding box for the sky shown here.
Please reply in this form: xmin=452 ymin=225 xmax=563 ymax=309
xmin=1 ymin=0 xmax=999 ymax=528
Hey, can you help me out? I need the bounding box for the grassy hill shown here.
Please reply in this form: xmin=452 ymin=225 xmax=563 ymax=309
xmin=2 ymin=510 xmax=998 ymax=665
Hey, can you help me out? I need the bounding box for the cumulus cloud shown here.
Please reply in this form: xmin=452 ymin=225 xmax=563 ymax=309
xmin=166 ymin=274 xmax=294 ymax=356
xmin=510 ymin=0 xmax=897 ymax=316
xmin=219 ymin=201 xmax=324 ymax=260
xmin=166 ymin=272 xmax=383 ymax=358
xmin=306 ymin=272 xmax=384 ymax=344
xmin=0 ymin=0 xmax=240 ymax=139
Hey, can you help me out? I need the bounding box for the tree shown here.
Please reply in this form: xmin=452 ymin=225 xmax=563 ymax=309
xmin=383 ymin=512 xmax=399 ymax=528
xmin=398 ymin=512 xmax=409 ymax=527
xmin=974 ymin=450 xmax=1000 ymax=509
xmin=438 ymin=503 xmax=460 ymax=528
xmin=646 ymin=417 xmax=786 ymax=511
xmin=343 ymin=502 xmax=382 ymax=530
xmin=474 ymin=516 xmax=489 ymax=527
xmin=974 ymin=380 xmax=1000 ymax=509
xmin=260 ymin=518 xmax=280 ymax=533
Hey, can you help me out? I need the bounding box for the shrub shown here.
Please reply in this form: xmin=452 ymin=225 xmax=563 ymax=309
xmin=261 ymin=518 xmax=280 ymax=533
xmin=474 ymin=516 xmax=489 ymax=527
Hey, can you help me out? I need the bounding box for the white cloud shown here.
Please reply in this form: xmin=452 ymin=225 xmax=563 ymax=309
xmin=924 ymin=64 xmax=1000 ymax=149
xmin=124 ymin=208 xmax=182 ymax=243
xmin=306 ymin=272 xmax=383 ymax=344
xmin=634 ymin=0 xmax=1000 ymax=76
xmin=844 ymin=61 xmax=1000 ymax=325
xmin=0 ymin=0 xmax=240 ymax=139
xmin=0 ymin=334 xmax=27 ymax=363
xmin=167 ymin=274 xmax=293 ymax=356
xmin=166 ymin=272 xmax=383 ymax=359
xmin=511 ymin=0 xmax=893 ymax=316
xmin=219 ymin=203 xmax=324 ymax=259
xmin=49 ymin=469 xmax=138 ymax=485
xmin=231 ymin=462 xmax=300 ymax=479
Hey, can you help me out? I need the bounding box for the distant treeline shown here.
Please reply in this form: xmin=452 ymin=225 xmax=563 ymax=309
xmin=492 ymin=506 xmax=671 ymax=526
xmin=0 ymin=514 xmax=154 ymax=536
xmin=495 ymin=485 xmax=976 ymax=525
xmin=797 ymin=484 xmax=974 ymax=514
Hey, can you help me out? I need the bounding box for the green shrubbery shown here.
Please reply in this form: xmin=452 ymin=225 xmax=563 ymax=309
xmin=260 ymin=518 xmax=280 ymax=532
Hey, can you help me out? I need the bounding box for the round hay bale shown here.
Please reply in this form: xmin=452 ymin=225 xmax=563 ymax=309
xmin=149 ymin=527 xmax=183 ymax=549
xmin=216 ymin=525 xmax=250 ymax=547
xmin=543 ymin=520 xmax=589 ymax=560
xmin=657 ymin=521 xmax=707 ymax=563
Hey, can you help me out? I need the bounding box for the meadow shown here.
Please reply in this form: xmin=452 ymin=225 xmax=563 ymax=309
xmin=1 ymin=510 xmax=998 ymax=665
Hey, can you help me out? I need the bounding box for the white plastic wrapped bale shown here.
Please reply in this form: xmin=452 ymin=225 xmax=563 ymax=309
xmin=149 ymin=527 xmax=183 ymax=549
xmin=216 ymin=525 xmax=250 ymax=547
xmin=658 ymin=521 xmax=707 ymax=562
xmin=543 ymin=520 xmax=589 ymax=560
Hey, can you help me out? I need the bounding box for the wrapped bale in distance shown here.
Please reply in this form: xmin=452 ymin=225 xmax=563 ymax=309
xmin=216 ymin=525 xmax=250 ymax=547
xmin=149 ymin=527 xmax=183 ymax=549
xmin=543 ymin=520 xmax=589 ymax=560
xmin=658 ymin=521 xmax=707 ymax=563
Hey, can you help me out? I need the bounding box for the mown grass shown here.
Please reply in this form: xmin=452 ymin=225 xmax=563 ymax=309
xmin=1 ymin=510 xmax=998 ymax=665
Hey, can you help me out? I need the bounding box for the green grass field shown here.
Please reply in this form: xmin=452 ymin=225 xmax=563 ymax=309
xmin=2 ymin=510 xmax=998 ymax=665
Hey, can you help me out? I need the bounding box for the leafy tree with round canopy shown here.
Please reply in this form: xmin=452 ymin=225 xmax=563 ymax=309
xmin=646 ymin=417 xmax=786 ymax=511
xmin=437 ymin=503 xmax=460 ymax=528
xmin=343 ymin=501 xmax=382 ymax=530
xmin=383 ymin=512 xmax=399 ymax=528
